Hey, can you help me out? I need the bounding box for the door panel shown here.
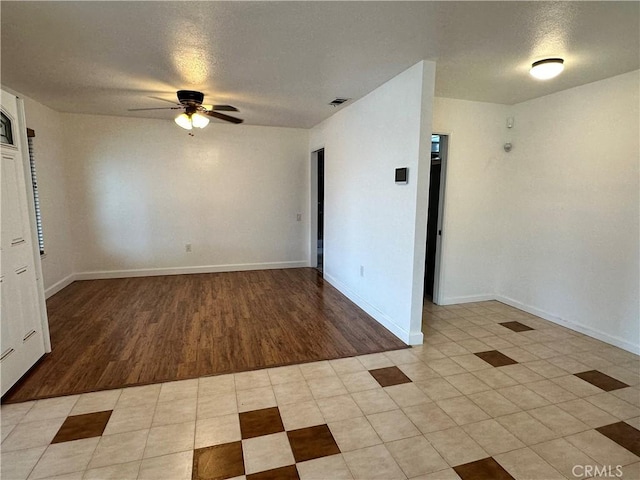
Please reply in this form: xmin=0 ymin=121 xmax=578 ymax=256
xmin=2 ymin=153 xmax=28 ymax=248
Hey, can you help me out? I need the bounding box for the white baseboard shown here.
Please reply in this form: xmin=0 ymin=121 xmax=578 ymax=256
xmin=323 ymin=273 xmax=418 ymax=345
xmin=44 ymin=273 xmax=76 ymax=299
xmin=438 ymin=294 xmax=496 ymax=305
xmin=42 ymin=269 xmax=638 ymax=355
xmin=407 ymin=330 xmax=424 ymax=345
xmin=74 ymin=261 xmax=309 ymax=281
xmin=495 ymin=295 xmax=640 ymax=355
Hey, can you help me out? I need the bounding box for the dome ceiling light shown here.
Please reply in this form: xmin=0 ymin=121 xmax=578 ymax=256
xmin=530 ymin=58 xmax=565 ymax=80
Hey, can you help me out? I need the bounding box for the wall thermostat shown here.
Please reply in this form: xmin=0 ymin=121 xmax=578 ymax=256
xmin=395 ymin=168 xmax=408 ymax=184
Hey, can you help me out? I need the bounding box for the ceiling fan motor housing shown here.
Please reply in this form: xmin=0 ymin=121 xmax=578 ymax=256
xmin=177 ymin=90 xmax=204 ymax=106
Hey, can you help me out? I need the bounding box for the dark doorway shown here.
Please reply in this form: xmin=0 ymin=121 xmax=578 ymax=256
xmin=425 ymin=135 xmax=447 ymax=300
xmin=317 ymin=149 xmax=324 ymax=273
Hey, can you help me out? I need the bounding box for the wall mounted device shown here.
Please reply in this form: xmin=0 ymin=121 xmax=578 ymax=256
xmin=505 ymin=118 xmax=514 ymax=151
xmin=395 ymin=167 xmax=408 ymax=184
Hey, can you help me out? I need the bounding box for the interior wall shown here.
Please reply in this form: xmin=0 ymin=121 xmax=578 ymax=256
xmin=432 ymin=72 xmax=639 ymax=353
xmin=309 ymin=61 xmax=436 ymax=344
xmin=11 ymin=69 xmax=638 ymax=354
xmin=498 ymin=70 xmax=639 ymax=353
xmin=61 ymin=114 xmax=310 ymax=277
xmin=19 ymin=93 xmax=75 ymax=296
xmin=431 ymin=97 xmax=509 ymax=304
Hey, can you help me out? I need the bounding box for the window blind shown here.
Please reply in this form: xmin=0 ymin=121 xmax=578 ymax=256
xmin=27 ymin=134 xmax=45 ymax=255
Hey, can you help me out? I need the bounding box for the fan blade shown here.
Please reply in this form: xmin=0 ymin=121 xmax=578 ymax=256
xmin=205 ymin=111 xmax=244 ymax=124
xmin=211 ymin=105 xmax=239 ymax=112
xmin=149 ymin=96 xmax=181 ymax=105
xmin=128 ymin=107 xmax=183 ymax=111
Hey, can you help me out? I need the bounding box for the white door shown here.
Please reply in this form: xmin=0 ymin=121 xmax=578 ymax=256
xmin=1 ymin=89 xmax=49 ymax=396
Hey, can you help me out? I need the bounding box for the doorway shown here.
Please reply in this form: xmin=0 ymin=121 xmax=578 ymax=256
xmin=424 ymin=134 xmax=448 ymax=303
xmin=316 ymin=149 xmax=324 ymax=273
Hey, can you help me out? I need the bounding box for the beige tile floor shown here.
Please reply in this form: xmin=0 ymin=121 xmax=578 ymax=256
xmin=0 ymin=300 xmax=638 ymax=479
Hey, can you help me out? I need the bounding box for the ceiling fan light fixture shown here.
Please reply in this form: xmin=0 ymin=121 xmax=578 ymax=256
xmin=530 ymin=58 xmax=565 ymax=80
xmin=191 ymin=112 xmax=210 ymax=129
xmin=131 ymin=91 xmax=242 ymax=127
xmin=175 ymin=113 xmax=193 ymax=130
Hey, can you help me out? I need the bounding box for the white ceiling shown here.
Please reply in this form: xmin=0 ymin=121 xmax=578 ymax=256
xmin=2 ymin=1 xmax=638 ymax=128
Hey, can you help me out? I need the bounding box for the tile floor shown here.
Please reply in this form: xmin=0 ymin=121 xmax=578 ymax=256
xmin=1 ymin=300 xmax=639 ymax=479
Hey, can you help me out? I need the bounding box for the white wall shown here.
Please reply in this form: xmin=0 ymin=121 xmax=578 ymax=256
xmin=309 ymin=61 xmax=436 ymax=344
xmin=498 ymin=70 xmax=639 ymax=353
xmin=432 ymin=71 xmax=639 ymax=353
xmin=61 ymin=114 xmax=310 ymax=277
xmin=19 ymin=94 xmax=75 ymax=296
xmin=432 ymin=98 xmax=509 ymax=303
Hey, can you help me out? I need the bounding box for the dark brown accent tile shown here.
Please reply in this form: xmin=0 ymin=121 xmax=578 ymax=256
xmin=454 ymin=457 xmax=515 ymax=480
xmin=193 ymin=441 xmax=244 ymax=480
xmin=51 ymin=410 xmax=112 ymax=444
xmin=574 ymin=370 xmax=630 ymax=392
xmin=474 ymin=351 xmax=518 ymax=368
xmin=369 ymin=366 xmax=412 ymax=387
xmin=499 ymin=321 xmax=534 ymax=332
xmin=246 ymin=465 xmax=299 ymax=480
xmin=596 ymin=422 xmax=640 ymax=456
xmin=287 ymin=424 xmax=340 ymax=463
xmin=240 ymin=407 xmax=285 ymax=439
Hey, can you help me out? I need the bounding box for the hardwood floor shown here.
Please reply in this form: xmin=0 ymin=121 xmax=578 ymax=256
xmin=3 ymin=268 xmax=407 ymax=403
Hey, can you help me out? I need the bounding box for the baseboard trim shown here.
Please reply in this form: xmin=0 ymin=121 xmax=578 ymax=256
xmin=43 ymin=270 xmax=638 ymax=354
xmin=74 ymin=261 xmax=309 ymax=281
xmin=439 ymin=294 xmax=495 ymax=305
xmin=495 ymin=295 xmax=640 ymax=355
xmin=323 ymin=273 xmax=417 ymax=345
xmin=408 ymin=330 xmax=424 ymax=345
xmin=44 ymin=274 xmax=76 ymax=299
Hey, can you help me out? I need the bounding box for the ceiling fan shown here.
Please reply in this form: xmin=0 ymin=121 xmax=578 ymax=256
xmin=128 ymin=90 xmax=243 ymax=130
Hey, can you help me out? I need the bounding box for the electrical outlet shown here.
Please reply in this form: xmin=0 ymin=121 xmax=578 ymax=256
xmin=185 ymin=243 xmax=192 ymax=253
xmin=360 ymin=265 xmax=364 ymax=277
xmin=296 ymin=213 xmax=302 ymax=221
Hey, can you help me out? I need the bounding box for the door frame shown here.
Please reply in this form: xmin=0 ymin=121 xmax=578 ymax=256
xmin=16 ymin=97 xmax=51 ymax=351
xmin=309 ymin=148 xmax=324 ymax=271
xmin=431 ymin=133 xmax=450 ymax=305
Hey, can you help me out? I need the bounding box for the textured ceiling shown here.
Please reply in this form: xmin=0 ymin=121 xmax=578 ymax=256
xmin=1 ymin=1 xmax=638 ymax=128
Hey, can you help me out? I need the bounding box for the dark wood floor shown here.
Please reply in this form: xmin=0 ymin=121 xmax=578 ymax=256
xmin=3 ymin=268 xmax=407 ymax=403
